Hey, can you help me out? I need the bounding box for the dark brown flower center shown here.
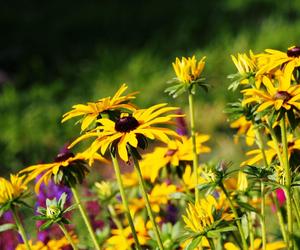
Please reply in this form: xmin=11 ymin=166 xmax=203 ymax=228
xmin=274 ymin=91 xmax=292 ymax=102
xmin=165 ymin=149 xmax=177 ymax=157
xmin=54 ymin=151 xmax=74 ymax=162
xmin=115 ymin=116 xmax=139 ymax=132
xmin=287 ymin=46 xmax=300 ymax=57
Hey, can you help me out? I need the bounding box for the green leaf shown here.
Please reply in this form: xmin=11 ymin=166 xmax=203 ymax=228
xmin=236 ymin=201 xmax=257 ymax=213
xmin=185 ymin=236 xmax=202 ymax=250
xmin=208 ymin=225 xmax=237 ymax=234
xmin=63 ymin=204 xmax=77 ymax=213
xmin=40 ymin=220 xmax=54 ymax=231
xmin=0 ymin=223 xmax=17 ymax=232
xmin=58 ymin=192 xmax=67 ymax=210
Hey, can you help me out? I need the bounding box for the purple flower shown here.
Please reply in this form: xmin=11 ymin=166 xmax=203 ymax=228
xmin=0 ymin=211 xmax=18 ymax=250
xmin=175 ymin=110 xmax=188 ymax=136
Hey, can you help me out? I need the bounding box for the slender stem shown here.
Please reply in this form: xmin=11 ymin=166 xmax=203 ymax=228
xmin=58 ymin=223 xmax=78 ymax=250
xmin=267 ymin=123 xmax=284 ymax=167
xmin=293 ymin=191 xmax=300 ymax=229
xmin=248 ymin=212 xmax=254 ymax=250
xmin=130 ymin=148 xmax=164 ymax=250
xmin=280 ymin=118 xmax=293 ymax=249
xmin=220 ymin=183 xmax=248 ymax=250
xmin=71 ymin=186 xmax=101 ymax=250
xmin=260 ymin=181 xmax=267 ymax=250
xmin=207 ymin=237 xmax=216 ymax=250
xmin=11 ymin=206 xmax=31 ymax=250
xmin=254 ymin=128 xmax=267 ymax=249
xmin=107 ymin=204 xmax=133 ymax=250
xmin=110 ymin=152 xmax=142 ymax=250
xmin=188 ymin=92 xmax=199 ymax=203
xmin=292 ymin=197 xmax=300 ymax=229
xmin=272 ymin=194 xmax=288 ymax=242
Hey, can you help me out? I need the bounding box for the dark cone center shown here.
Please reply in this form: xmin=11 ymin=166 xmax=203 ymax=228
xmin=274 ymin=91 xmax=292 ymax=102
xmin=55 ymin=151 xmax=74 ymax=162
xmin=115 ymin=116 xmax=139 ymax=132
xmin=287 ymin=46 xmax=300 ymax=57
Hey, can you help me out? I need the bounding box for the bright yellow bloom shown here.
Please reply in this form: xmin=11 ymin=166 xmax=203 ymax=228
xmin=183 ymin=195 xmax=230 ymax=234
xmin=105 ymin=216 xmax=149 ymax=250
xmin=69 ymin=103 xmax=181 ymax=162
xmin=62 ymin=84 xmax=138 ymax=131
xmin=224 ymin=238 xmax=286 ymax=250
xmin=237 ymin=171 xmax=248 ymax=191
xmin=16 ymin=235 xmax=77 ymax=250
xmin=231 ymin=51 xmax=256 ymax=76
xmin=242 ymin=74 xmax=300 ymax=112
xmin=115 ymin=182 xmax=176 ymax=215
xmin=20 ymin=151 xmax=106 ymax=193
xmin=230 ymin=116 xmax=255 ymax=146
xmin=257 ymin=46 xmax=300 ymax=87
xmin=181 ymin=165 xmax=206 ymax=190
xmin=0 ymin=174 xmax=28 ymax=205
xmin=172 ymin=55 xmax=206 ymax=83
xmin=140 ymin=134 xmax=210 ymax=182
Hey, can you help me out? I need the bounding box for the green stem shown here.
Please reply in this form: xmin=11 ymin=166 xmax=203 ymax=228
xmin=71 ymin=186 xmax=101 ymax=250
xmin=220 ymin=183 xmax=248 ymax=250
xmin=58 ymin=223 xmax=78 ymax=250
xmin=110 ymin=153 xmax=142 ymax=250
xmin=107 ymin=204 xmax=133 ymax=250
xmin=260 ymin=181 xmax=267 ymax=250
xmin=292 ymin=197 xmax=300 ymax=229
xmin=248 ymin=212 xmax=254 ymax=250
xmin=207 ymin=237 xmax=216 ymax=250
xmin=293 ymin=191 xmax=300 ymax=229
xmin=272 ymin=194 xmax=288 ymax=242
xmin=130 ymin=148 xmax=164 ymax=250
xmin=188 ymin=92 xmax=199 ymax=203
xmin=11 ymin=206 xmax=31 ymax=250
xmin=280 ymin=118 xmax=293 ymax=249
xmin=267 ymin=123 xmax=284 ymax=167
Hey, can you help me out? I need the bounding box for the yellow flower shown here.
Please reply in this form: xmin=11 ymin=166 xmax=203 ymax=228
xmin=20 ymin=151 xmax=106 ymax=193
xmin=140 ymin=134 xmax=210 ymax=182
xmin=231 ymin=51 xmax=256 ymax=76
xmin=224 ymin=238 xmax=286 ymax=250
xmin=230 ymin=116 xmax=255 ymax=146
xmin=257 ymin=46 xmax=300 ymax=87
xmin=105 ymin=216 xmax=149 ymax=250
xmin=69 ymin=103 xmax=181 ymax=162
xmin=181 ymin=165 xmax=206 ymax=190
xmin=183 ymin=195 xmax=216 ymax=233
xmin=242 ymin=74 xmax=300 ymax=112
xmin=242 ymin=135 xmax=300 ymax=166
xmin=237 ymin=171 xmax=248 ymax=191
xmin=0 ymin=174 xmax=28 ymax=205
xmin=173 ymin=55 xmax=206 ymax=84
xmin=62 ymin=84 xmax=138 ymax=131
xmin=16 ymin=235 xmax=77 ymax=250
xmin=95 ymin=181 xmax=112 ymax=200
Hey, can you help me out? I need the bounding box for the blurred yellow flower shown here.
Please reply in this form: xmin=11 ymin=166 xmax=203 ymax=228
xmin=140 ymin=134 xmax=210 ymax=182
xmin=95 ymin=181 xmax=113 ymax=200
xmin=224 ymin=238 xmax=286 ymax=250
xmin=62 ymin=83 xmax=138 ymax=131
xmin=16 ymin=234 xmax=77 ymax=250
xmin=0 ymin=174 xmax=28 ymax=205
xmin=105 ymin=216 xmax=149 ymax=250
xmin=173 ymin=55 xmax=206 ymax=84
xmin=242 ymin=135 xmax=300 ymax=166
xmin=230 ymin=116 xmax=255 ymax=146
xmin=237 ymin=171 xmax=248 ymax=191
xmin=69 ymin=103 xmax=181 ymax=162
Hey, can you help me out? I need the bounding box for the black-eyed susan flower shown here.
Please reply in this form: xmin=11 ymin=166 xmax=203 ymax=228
xmin=69 ymin=103 xmax=181 ymax=162
xmin=140 ymin=134 xmax=210 ymax=182
xmin=257 ymin=46 xmax=300 ymax=85
xmin=62 ymin=84 xmax=138 ymax=131
xmin=242 ymin=74 xmax=300 ymax=112
xmin=0 ymin=174 xmax=29 ymax=211
xmin=166 ymin=55 xmax=207 ymax=97
xmin=20 ymin=150 xmax=106 ymax=193
xmin=242 ymin=135 xmax=300 ymax=166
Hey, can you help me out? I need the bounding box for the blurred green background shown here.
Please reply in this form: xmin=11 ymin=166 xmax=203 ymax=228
xmin=1 ymin=0 xmax=300 ymax=174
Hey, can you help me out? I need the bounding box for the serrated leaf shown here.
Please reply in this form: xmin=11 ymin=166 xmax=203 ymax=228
xmin=0 ymin=223 xmax=17 ymax=232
